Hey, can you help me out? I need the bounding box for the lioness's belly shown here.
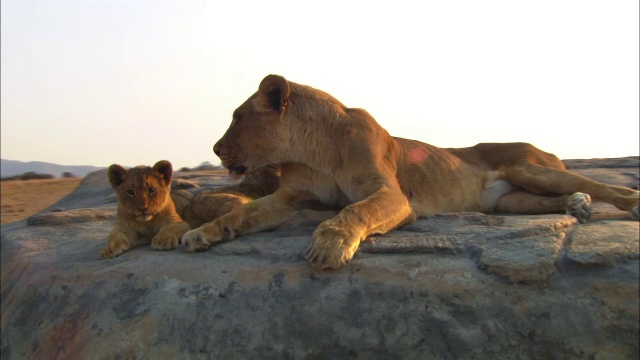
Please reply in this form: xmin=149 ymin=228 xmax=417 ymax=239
xmin=395 ymin=139 xmax=497 ymax=215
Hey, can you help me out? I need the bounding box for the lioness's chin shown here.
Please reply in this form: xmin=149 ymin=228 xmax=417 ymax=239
xmin=228 ymin=164 xmax=247 ymax=175
xmin=135 ymin=214 xmax=154 ymax=222
xmin=228 ymin=170 xmax=245 ymax=183
xmin=228 ymin=165 xmax=249 ymax=182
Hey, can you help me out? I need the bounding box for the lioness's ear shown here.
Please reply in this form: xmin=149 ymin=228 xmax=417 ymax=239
xmin=257 ymin=74 xmax=290 ymax=114
xmin=153 ymin=160 xmax=173 ymax=186
xmin=108 ymin=164 xmax=128 ymax=190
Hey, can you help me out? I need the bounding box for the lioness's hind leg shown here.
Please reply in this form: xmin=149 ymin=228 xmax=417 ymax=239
xmin=566 ymin=192 xmax=592 ymax=223
xmin=495 ymin=191 xmax=572 ymax=215
xmin=495 ymin=191 xmax=592 ymax=222
xmin=504 ymin=163 xmax=639 ymax=220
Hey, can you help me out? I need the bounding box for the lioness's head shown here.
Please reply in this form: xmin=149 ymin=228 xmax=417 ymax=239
xmin=108 ymin=160 xmax=173 ymax=222
xmin=213 ymin=74 xmax=293 ymax=178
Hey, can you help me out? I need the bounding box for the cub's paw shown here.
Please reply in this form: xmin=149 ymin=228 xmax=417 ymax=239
xmin=181 ymin=223 xmax=224 ymax=253
xmin=151 ymin=233 xmax=179 ymax=251
xmin=566 ymin=192 xmax=592 ymax=224
xmin=100 ymin=242 xmax=129 ymax=259
xmin=306 ymin=222 xmax=360 ymax=270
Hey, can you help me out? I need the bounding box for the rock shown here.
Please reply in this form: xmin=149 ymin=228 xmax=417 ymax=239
xmin=563 ymin=156 xmax=639 ymax=169
xmin=27 ymin=209 xmax=114 ymax=226
xmin=362 ymin=213 xmax=578 ymax=283
xmin=564 ymin=156 xmax=639 ymax=190
xmin=170 ymin=178 xmax=200 ymax=190
xmin=566 ymin=221 xmax=640 ymax=266
xmin=1 ymin=160 xmax=639 ymax=359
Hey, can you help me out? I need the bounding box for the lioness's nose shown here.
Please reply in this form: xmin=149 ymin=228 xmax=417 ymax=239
xmin=213 ymin=141 xmax=221 ymax=156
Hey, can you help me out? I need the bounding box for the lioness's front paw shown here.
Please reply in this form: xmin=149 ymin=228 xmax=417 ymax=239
xmin=181 ymin=229 xmax=212 ymax=252
xmin=306 ymin=223 xmax=360 ymax=269
xmin=181 ymin=223 xmax=224 ymax=252
xmin=151 ymin=233 xmax=179 ymax=251
xmin=566 ymin=192 xmax=592 ymax=224
xmin=632 ymin=205 xmax=639 ymax=221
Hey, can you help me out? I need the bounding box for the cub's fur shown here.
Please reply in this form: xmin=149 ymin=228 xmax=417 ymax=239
xmin=101 ymin=160 xmax=188 ymax=258
xmin=101 ymin=161 xmax=279 ymax=259
xmin=181 ymin=74 xmax=640 ymax=269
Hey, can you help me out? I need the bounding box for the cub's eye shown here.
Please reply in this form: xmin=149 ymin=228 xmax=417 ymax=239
xmin=148 ymin=187 xmax=157 ymax=195
xmin=126 ymin=189 xmax=134 ymax=197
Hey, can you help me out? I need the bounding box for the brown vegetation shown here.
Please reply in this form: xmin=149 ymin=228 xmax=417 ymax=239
xmin=1 ymin=178 xmax=82 ymax=224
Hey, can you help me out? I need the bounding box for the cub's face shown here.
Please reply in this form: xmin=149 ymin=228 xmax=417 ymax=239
xmin=108 ymin=160 xmax=173 ymax=222
xmin=213 ymin=75 xmax=290 ymax=178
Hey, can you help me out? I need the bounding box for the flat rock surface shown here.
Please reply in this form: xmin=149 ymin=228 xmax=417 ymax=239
xmin=2 ymin=157 xmax=639 ymax=359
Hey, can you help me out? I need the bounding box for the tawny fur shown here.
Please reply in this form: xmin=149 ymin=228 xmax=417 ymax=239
xmin=101 ymin=160 xmax=189 ymax=258
xmin=174 ymin=164 xmax=280 ymax=229
xmin=102 ymin=161 xmax=279 ymax=259
xmin=181 ymin=74 xmax=640 ymax=269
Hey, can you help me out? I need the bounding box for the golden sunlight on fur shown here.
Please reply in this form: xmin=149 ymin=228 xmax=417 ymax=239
xmin=101 ymin=160 xmax=189 ymax=258
xmin=181 ymin=75 xmax=640 ymax=269
xmin=101 ymin=161 xmax=280 ymax=259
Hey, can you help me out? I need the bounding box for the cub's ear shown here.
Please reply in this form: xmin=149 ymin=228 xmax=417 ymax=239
xmin=107 ymin=164 xmax=128 ymax=190
xmin=153 ymin=160 xmax=173 ymax=186
xmin=257 ymin=74 xmax=290 ymax=114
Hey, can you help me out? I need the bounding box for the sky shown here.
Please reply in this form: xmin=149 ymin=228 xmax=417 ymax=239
xmin=1 ymin=0 xmax=638 ymax=170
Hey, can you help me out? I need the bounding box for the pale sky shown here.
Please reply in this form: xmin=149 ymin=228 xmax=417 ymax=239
xmin=1 ymin=0 xmax=638 ymax=169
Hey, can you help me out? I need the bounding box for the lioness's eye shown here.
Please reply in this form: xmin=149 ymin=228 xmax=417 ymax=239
xmin=148 ymin=187 xmax=156 ymax=195
xmin=126 ymin=189 xmax=134 ymax=197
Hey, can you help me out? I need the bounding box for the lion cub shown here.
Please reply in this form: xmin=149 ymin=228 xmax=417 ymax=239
xmin=101 ymin=160 xmax=189 ymax=259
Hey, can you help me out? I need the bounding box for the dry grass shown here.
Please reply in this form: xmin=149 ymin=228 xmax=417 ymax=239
xmin=1 ymin=178 xmax=82 ymax=224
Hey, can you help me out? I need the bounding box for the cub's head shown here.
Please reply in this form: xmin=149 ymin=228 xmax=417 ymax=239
xmin=108 ymin=160 xmax=173 ymax=222
xmin=213 ymin=74 xmax=291 ymax=178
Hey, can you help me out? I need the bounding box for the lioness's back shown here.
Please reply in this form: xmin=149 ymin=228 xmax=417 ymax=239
xmin=474 ymin=143 xmax=565 ymax=169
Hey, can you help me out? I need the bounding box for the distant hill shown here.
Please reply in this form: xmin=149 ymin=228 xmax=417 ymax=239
xmin=1 ymin=159 xmax=105 ymax=179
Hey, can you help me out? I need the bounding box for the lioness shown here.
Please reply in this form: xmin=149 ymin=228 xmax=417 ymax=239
xmin=181 ymin=74 xmax=640 ymax=269
xmin=102 ymin=160 xmax=279 ymax=258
